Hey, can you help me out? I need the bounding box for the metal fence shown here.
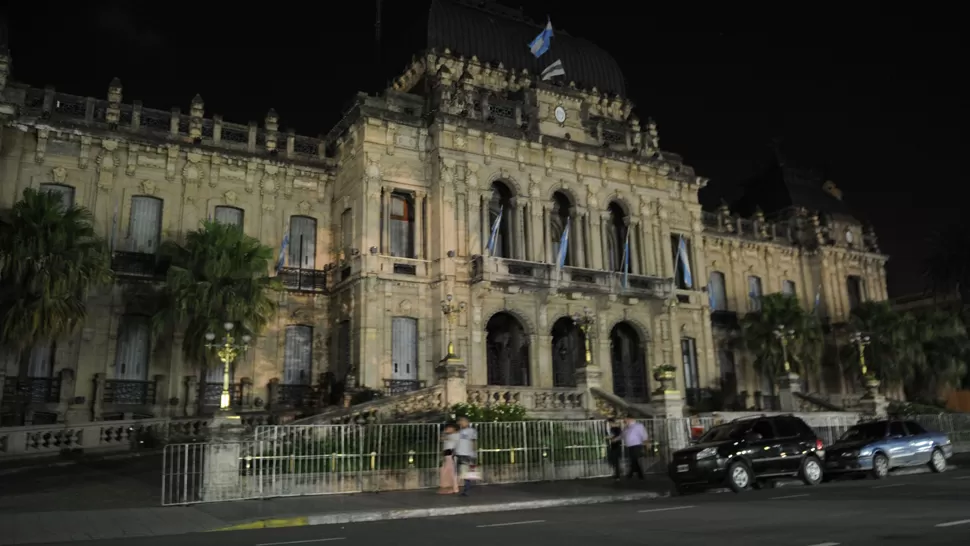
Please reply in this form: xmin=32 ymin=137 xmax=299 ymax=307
xmin=160 ymin=413 xmax=966 ymax=506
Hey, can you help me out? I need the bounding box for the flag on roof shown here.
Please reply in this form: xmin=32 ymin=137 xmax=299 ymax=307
xmin=541 ymin=59 xmax=565 ymax=81
xmin=529 ymin=19 xmax=554 ymax=58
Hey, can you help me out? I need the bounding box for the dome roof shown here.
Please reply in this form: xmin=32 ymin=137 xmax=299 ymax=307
xmin=427 ymin=0 xmax=627 ymax=96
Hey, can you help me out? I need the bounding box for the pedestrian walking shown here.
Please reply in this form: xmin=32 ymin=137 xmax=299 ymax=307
xmin=621 ymin=415 xmax=649 ymax=480
xmin=455 ymin=416 xmax=479 ymax=496
xmin=605 ymin=417 xmax=623 ymax=480
xmin=438 ymin=422 xmax=460 ymax=495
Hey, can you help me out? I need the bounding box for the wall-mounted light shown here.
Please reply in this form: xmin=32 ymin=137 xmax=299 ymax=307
xmin=447 ymin=250 xmax=456 ymax=258
xmin=369 ymin=246 xmax=378 ymax=255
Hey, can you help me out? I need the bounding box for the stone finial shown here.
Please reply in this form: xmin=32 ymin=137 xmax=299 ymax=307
xmin=188 ymin=94 xmax=204 ymax=140
xmin=264 ymin=108 xmax=279 ymax=152
xmin=629 ymin=115 xmax=641 ymax=133
xmin=866 ymin=225 xmax=880 ymax=253
xmin=105 ymin=78 xmax=123 ymax=125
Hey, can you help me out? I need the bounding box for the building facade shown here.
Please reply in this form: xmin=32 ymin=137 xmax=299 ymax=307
xmin=0 ymin=1 xmax=887 ymax=425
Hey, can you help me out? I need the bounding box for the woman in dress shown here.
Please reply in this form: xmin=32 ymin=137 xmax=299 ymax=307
xmin=438 ymin=422 xmax=460 ymax=494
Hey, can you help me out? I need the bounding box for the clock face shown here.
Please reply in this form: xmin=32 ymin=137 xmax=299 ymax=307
xmin=845 ymin=230 xmax=854 ymax=244
xmin=554 ymin=105 xmax=566 ymax=124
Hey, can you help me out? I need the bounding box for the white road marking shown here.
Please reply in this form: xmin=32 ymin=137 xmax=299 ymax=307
xmin=805 ymin=542 xmax=840 ymax=546
xmin=256 ymin=539 xmax=346 ymax=546
xmin=935 ymin=519 xmax=970 ymax=528
xmin=873 ymin=483 xmax=906 ymax=489
xmin=953 ymin=475 xmax=970 ymax=480
xmin=477 ymin=520 xmax=546 ymax=528
xmin=771 ymin=494 xmax=810 ymax=500
xmin=638 ymin=505 xmax=696 ymax=514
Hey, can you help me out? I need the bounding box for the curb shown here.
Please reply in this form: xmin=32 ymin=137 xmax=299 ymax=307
xmin=211 ymin=491 xmax=663 ymax=531
xmin=0 ymin=449 xmax=163 ymax=476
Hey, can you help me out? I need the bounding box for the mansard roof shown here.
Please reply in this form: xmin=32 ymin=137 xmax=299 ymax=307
xmin=427 ymin=0 xmax=627 ymax=96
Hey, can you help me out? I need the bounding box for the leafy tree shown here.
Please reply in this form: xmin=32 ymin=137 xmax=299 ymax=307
xmin=907 ymin=309 xmax=970 ymax=401
xmin=740 ymin=293 xmax=824 ymax=385
xmin=145 ymin=220 xmax=281 ymax=377
xmin=843 ymin=301 xmax=919 ymax=386
xmin=0 ymin=189 xmax=111 ymax=422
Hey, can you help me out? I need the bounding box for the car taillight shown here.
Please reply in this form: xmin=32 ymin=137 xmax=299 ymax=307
xmin=815 ymin=439 xmax=824 ymax=450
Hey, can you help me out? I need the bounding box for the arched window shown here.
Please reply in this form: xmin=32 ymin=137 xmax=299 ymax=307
xmin=550 ymin=192 xmax=572 ymax=266
xmin=606 ymin=202 xmax=628 ymax=272
xmin=486 ymin=182 xmax=514 ymax=258
xmin=39 ymin=183 xmax=75 ymax=209
xmin=288 ymin=216 xmax=318 ymax=269
xmin=709 ymin=271 xmax=728 ymax=310
xmin=214 ymin=205 xmax=244 ymax=228
xmin=551 ymin=317 xmax=585 ymax=387
xmin=128 ymin=196 xmax=163 ymax=255
xmin=486 ymin=312 xmax=530 ymax=386
xmin=610 ymin=322 xmax=647 ymax=401
xmin=390 ymin=192 xmax=415 ymax=258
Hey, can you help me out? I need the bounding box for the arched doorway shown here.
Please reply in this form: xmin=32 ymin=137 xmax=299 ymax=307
xmin=486 ymin=312 xmax=530 ymax=386
xmin=610 ymin=322 xmax=648 ymax=401
xmin=551 ymin=317 xmax=585 ymax=387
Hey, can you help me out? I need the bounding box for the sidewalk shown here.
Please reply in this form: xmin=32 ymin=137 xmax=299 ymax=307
xmin=0 ymin=479 xmax=668 ymax=545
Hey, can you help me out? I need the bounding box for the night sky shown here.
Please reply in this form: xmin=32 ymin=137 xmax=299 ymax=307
xmin=4 ymin=2 xmax=962 ymax=297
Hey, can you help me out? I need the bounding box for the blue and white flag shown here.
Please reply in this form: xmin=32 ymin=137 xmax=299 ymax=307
xmin=275 ymin=232 xmax=289 ymax=274
xmin=620 ymin=230 xmax=631 ymax=288
xmin=556 ymin=217 xmax=571 ymax=269
xmin=528 ymin=19 xmax=554 ymax=58
xmin=676 ymin=236 xmax=693 ymax=288
xmin=813 ymin=284 xmax=822 ymax=314
xmin=708 ymin=281 xmax=717 ymax=310
xmin=487 ymin=206 xmax=504 ymax=256
xmin=541 ymin=59 xmax=565 ymax=81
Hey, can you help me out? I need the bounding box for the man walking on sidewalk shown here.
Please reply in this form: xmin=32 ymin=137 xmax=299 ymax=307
xmin=455 ymin=416 xmax=478 ymax=496
xmin=622 ymin=416 xmax=649 ymax=480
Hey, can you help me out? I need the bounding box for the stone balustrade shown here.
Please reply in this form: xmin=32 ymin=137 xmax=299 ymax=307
xmin=466 ymin=386 xmax=586 ymax=419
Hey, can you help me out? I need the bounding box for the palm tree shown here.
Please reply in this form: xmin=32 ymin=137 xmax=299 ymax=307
xmin=740 ymin=293 xmax=824 ymax=386
xmin=146 ymin=220 xmax=281 ymax=381
xmin=924 ymin=221 xmax=970 ymax=302
xmin=0 ymin=188 xmax=112 ymax=423
xmin=843 ymin=301 xmax=919 ymax=387
xmin=907 ymin=309 xmax=970 ymax=402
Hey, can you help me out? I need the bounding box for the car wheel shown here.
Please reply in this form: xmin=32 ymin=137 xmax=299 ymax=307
xmin=727 ymin=461 xmax=752 ymax=493
xmin=800 ymin=456 xmax=823 ymax=486
xmin=871 ymin=453 xmax=889 ymax=479
xmin=929 ymin=448 xmax=947 ymax=473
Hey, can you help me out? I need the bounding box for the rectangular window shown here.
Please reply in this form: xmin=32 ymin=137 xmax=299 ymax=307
xmin=709 ymin=271 xmax=728 ymax=310
xmin=782 ymin=280 xmax=796 ymax=297
xmin=28 ymin=343 xmax=54 ymax=378
xmin=391 ymin=317 xmax=419 ymax=381
xmin=114 ymin=316 xmax=150 ymax=380
xmin=288 ymin=216 xmax=317 ymax=269
xmin=214 ymin=206 xmax=244 ymax=228
xmin=847 ymin=275 xmax=864 ymax=311
xmin=748 ymin=275 xmax=764 ymax=312
xmin=670 ymin=235 xmax=694 ymax=289
xmin=39 ymin=183 xmax=75 ymax=209
xmin=390 ymin=193 xmax=415 ymax=258
xmin=681 ymin=337 xmax=700 ymax=405
xmin=128 ymin=196 xmax=163 ymax=254
xmin=283 ymin=325 xmax=313 ymax=385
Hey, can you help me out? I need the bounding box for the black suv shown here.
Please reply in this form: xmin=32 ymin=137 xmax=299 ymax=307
xmin=669 ymin=414 xmax=826 ymax=494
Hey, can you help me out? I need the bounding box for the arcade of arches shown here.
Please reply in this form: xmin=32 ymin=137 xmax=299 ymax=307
xmin=484 ymin=311 xmax=653 ymax=402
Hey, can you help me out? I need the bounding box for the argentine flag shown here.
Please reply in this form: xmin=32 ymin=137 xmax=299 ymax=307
xmin=487 ymin=206 xmax=504 ymax=256
xmin=676 ymin=236 xmax=693 ymax=288
xmin=529 ymin=19 xmax=554 ymax=58
xmin=275 ymin=232 xmax=289 ymax=274
xmin=556 ymin=217 xmax=571 ymax=268
xmin=620 ymin=230 xmax=631 ymax=288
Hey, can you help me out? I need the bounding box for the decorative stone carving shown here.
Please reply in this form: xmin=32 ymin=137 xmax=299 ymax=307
xmin=260 ymin=172 xmax=279 ymax=196
xmin=51 ymin=166 xmax=67 ymax=183
xmin=139 ymin=180 xmax=157 ymax=196
xmin=223 ymin=190 xmax=238 ymax=205
xmin=298 ymin=201 xmax=312 ymax=215
xmin=399 ymin=300 xmax=412 ymax=313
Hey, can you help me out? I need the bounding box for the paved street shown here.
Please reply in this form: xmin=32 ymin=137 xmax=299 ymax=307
xmin=23 ymin=464 xmax=970 ymax=546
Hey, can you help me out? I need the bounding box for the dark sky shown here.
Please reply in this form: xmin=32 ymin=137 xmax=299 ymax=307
xmin=4 ymin=2 xmax=963 ymax=297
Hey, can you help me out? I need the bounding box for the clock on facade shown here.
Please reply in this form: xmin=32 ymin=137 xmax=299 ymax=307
xmin=554 ymin=105 xmax=566 ymax=124
xmin=845 ymin=229 xmax=854 ymax=244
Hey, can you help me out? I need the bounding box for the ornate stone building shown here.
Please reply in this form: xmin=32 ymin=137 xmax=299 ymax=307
xmin=0 ymin=0 xmax=887 ymax=425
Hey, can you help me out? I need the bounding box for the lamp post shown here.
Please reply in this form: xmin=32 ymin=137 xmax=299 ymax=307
xmin=773 ymin=324 xmax=796 ymax=373
xmin=440 ymin=294 xmax=466 ymax=361
xmin=849 ymin=331 xmax=872 ymax=379
xmin=205 ymin=322 xmax=252 ymax=412
xmin=571 ymin=307 xmax=595 ymax=365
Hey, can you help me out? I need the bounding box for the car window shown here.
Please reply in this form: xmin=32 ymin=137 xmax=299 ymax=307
xmin=889 ymin=422 xmax=907 ymax=437
xmin=904 ymin=421 xmax=927 ymax=435
xmin=773 ymin=417 xmax=799 ymax=438
xmin=839 ymin=421 xmax=887 ymax=442
xmin=698 ymin=423 xmax=745 ymax=443
xmin=750 ymin=419 xmax=775 ymax=440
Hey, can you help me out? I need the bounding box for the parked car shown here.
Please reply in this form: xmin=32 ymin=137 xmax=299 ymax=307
xmin=823 ymin=419 xmax=952 ymax=479
xmin=668 ymin=414 xmax=826 ymax=494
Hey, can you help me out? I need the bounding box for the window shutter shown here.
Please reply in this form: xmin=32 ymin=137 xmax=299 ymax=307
xmin=288 ymin=217 xmax=317 ymax=269
xmin=284 ymin=325 xmax=313 ymax=385
xmin=129 ymin=197 xmax=162 ymax=254
xmin=115 ymin=317 xmax=150 ymax=380
xmin=28 ymin=343 xmax=54 ymax=377
xmin=39 ymin=184 xmax=76 ymax=209
xmin=214 ymin=206 xmax=244 ymax=227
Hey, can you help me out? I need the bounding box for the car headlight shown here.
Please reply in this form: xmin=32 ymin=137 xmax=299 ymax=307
xmin=696 ymin=447 xmax=718 ymax=460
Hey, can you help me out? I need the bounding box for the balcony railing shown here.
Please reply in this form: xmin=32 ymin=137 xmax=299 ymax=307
xmin=701 ymin=211 xmax=794 ymax=244
xmin=276 ymin=267 xmax=327 ymax=293
xmin=276 ymin=384 xmax=315 ymax=408
xmin=201 ymin=382 xmax=243 ymax=407
xmin=111 ymin=251 xmax=169 ymax=280
xmin=102 ymin=379 xmax=157 ymax=406
xmin=1 ymin=377 xmax=62 ymax=405
xmin=383 ymin=379 xmax=426 ymax=396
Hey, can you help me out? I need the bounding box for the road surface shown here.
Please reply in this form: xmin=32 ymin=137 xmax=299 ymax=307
xmin=28 ymin=465 xmax=970 ymax=546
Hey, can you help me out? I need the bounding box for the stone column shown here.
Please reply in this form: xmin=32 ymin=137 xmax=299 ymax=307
xmin=414 ymin=191 xmax=425 ymax=259
xmin=527 ymin=334 xmax=540 ymax=387
xmin=184 ymin=375 xmax=199 ymax=417
xmin=530 ymin=201 xmax=544 ymax=263
xmin=514 ymin=200 xmax=527 ymax=260
xmin=381 ymin=190 xmax=391 ymax=254
xmin=468 ymin=191 xmax=483 ymax=256
xmin=574 ymin=365 xmax=602 ymax=416
xmin=589 ymin=210 xmax=604 ymax=270
xmin=152 ymin=374 xmax=167 ymax=418
xmin=435 ymin=358 xmax=468 ymax=407
xmin=56 ymin=368 xmax=76 ymax=423
xmin=859 ymin=378 xmax=888 ymax=418
xmin=543 ymin=206 xmax=553 ymax=264
xmin=92 ymin=373 xmax=106 ymax=421
xmin=639 ymin=220 xmax=653 ymax=276
xmin=776 ymin=372 xmax=802 ymax=412
xmin=576 ymin=209 xmax=587 ymax=267
xmin=651 ymin=383 xmax=687 ymax=452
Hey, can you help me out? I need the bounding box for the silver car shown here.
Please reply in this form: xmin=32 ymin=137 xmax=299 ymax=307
xmin=823 ymin=419 xmax=952 ymax=479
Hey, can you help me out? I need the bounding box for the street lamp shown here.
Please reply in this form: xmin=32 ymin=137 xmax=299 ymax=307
xmin=440 ymin=294 xmax=466 ymax=361
xmin=773 ymin=324 xmax=796 ymax=373
xmin=571 ymin=307 xmax=595 ymax=365
xmin=205 ymin=322 xmax=252 ymax=412
xmin=849 ymin=331 xmax=872 ymax=378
